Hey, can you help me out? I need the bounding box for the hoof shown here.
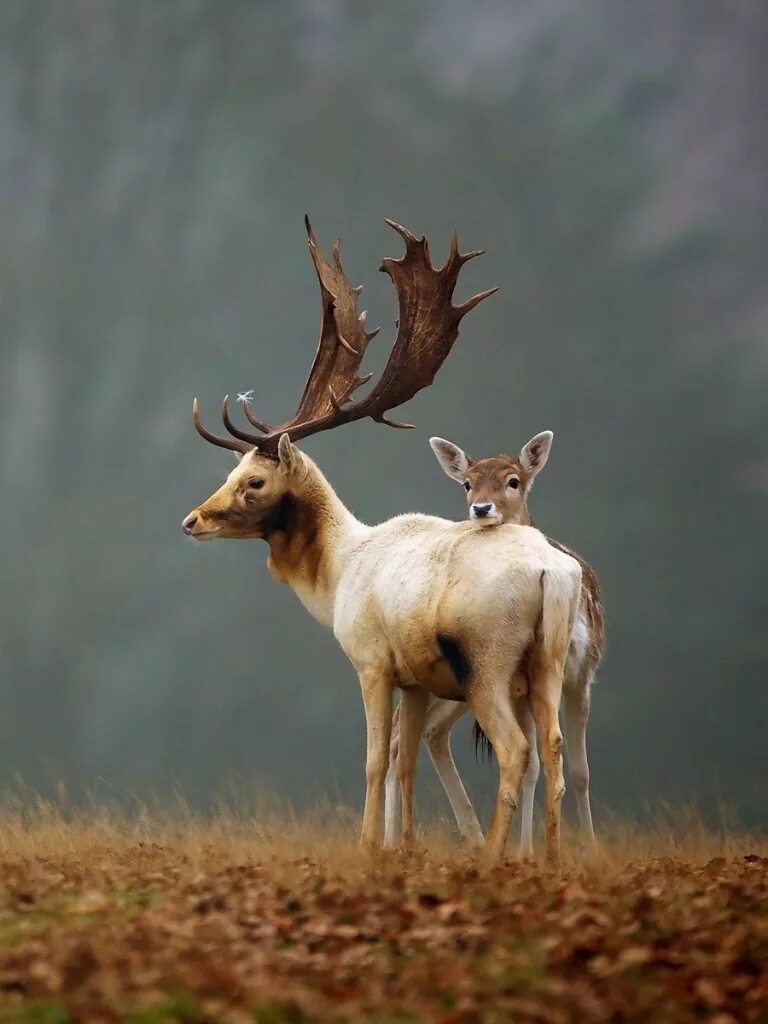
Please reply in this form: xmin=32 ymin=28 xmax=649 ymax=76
xmin=461 ymin=830 xmax=485 ymax=851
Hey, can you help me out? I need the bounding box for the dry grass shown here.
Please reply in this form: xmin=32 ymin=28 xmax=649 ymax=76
xmin=0 ymin=796 xmax=766 ymax=1022
xmin=1 ymin=785 xmax=761 ymax=867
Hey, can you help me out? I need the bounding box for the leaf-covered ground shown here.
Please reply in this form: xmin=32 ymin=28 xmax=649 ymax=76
xmin=0 ymin=811 xmax=766 ymax=1023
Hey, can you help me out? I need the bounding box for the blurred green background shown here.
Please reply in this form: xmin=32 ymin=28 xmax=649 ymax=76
xmin=1 ymin=1 xmax=766 ymax=827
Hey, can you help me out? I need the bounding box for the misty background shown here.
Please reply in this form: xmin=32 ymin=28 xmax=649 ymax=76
xmin=1 ymin=1 xmax=766 ymax=828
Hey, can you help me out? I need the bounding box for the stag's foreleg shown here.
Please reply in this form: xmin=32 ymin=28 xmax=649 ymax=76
xmin=563 ymin=677 xmax=596 ymax=848
xmin=384 ymin=702 xmax=402 ymax=848
xmin=397 ymin=688 xmax=430 ymax=845
xmin=358 ymin=669 xmax=395 ymax=850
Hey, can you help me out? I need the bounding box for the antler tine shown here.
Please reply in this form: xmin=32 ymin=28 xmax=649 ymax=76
xmin=384 ymin=218 xmax=421 ymax=248
xmin=352 ymin=370 xmax=375 ymax=392
xmin=447 ymin=228 xmax=485 ymax=267
xmin=193 ymin=398 xmax=250 ymax=454
xmin=242 ymin=404 xmax=272 ymax=433
xmin=383 ymin=218 xmax=436 ymax=273
xmin=221 ymin=395 xmax=264 ymax=446
xmin=361 ymin=309 xmax=380 ymax=343
xmin=374 ymin=411 xmax=415 ymax=430
xmin=328 ymin=370 xmax=375 ymax=414
xmin=454 ymin=286 xmax=500 ymax=318
xmin=336 ymin=331 xmax=359 ymax=355
xmin=304 ymin=213 xmax=319 ymax=250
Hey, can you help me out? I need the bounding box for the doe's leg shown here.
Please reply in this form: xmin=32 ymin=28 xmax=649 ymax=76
xmin=563 ymin=680 xmax=596 ymax=848
xmin=423 ymin=699 xmax=483 ymax=847
xmin=514 ymin=696 xmax=540 ymax=859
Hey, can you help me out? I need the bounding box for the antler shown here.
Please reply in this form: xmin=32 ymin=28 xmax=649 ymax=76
xmin=193 ymin=218 xmax=497 ymax=456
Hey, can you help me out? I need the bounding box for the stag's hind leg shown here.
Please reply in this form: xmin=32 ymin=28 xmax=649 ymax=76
xmin=529 ymin=668 xmax=565 ymax=868
xmin=471 ymin=678 xmax=530 ymax=863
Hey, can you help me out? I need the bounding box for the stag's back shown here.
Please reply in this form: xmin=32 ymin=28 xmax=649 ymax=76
xmin=334 ymin=516 xmax=581 ymax=698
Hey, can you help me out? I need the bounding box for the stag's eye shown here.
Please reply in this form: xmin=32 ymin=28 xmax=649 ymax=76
xmin=248 ymin=478 xmax=265 ymax=490
xmin=507 ymin=477 xmax=520 ymax=490
xmin=464 ymin=481 xmax=471 ymax=492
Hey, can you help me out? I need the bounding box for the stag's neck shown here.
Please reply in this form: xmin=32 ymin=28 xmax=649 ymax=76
xmin=265 ymin=456 xmax=365 ymax=627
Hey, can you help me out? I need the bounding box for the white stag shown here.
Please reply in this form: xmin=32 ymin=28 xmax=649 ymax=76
xmin=182 ymin=219 xmax=582 ymax=864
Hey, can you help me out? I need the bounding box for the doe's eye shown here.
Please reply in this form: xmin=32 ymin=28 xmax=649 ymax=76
xmin=248 ymin=478 xmax=265 ymax=490
xmin=507 ymin=477 xmax=520 ymax=490
xmin=464 ymin=481 xmax=471 ymax=492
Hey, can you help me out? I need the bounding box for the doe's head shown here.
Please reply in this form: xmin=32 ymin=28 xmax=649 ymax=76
xmin=429 ymin=430 xmax=553 ymax=527
xmin=182 ymin=433 xmax=303 ymax=541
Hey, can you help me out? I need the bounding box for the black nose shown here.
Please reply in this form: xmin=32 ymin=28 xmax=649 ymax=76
xmin=182 ymin=513 xmax=198 ymax=535
xmin=472 ymin=503 xmax=492 ymax=518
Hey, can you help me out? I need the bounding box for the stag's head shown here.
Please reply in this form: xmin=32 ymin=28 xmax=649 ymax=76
xmin=182 ymin=434 xmax=304 ymax=541
xmin=183 ymin=217 xmax=497 ymax=542
xmin=429 ymin=431 xmax=553 ymax=527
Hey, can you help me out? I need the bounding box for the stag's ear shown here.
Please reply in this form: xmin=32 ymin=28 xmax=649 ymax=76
xmin=429 ymin=437 xmax=471 ymax=483
xmin=519 ymin=430 xmax=553 ymax=482
xmin=233 ymin=451 xmax=244 ymax=464
xmin=277 ymin=433 xmax=301 ymax=475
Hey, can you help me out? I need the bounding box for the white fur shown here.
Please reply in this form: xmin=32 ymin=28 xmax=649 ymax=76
xmin=565 ymin=612 xmax=589 ymax=681
xmin=190 ymin=449 xmax=581 ymax=862
xmin=330 ymin=513 xmax=580 ymax=860
xmin=386 ymin=605 xmax=596 ymax=856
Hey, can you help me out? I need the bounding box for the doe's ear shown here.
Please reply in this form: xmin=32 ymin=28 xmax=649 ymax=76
xmin=429 ymin=437 xmax=471 ymax=483
xmin=519 ymin=430 xmax=553 ymax=483
xmin=277 ymin=433 xmax=301 ymax=475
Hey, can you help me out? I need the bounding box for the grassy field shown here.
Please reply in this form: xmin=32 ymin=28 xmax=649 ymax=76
xmin=0 ymin=803 xmax=765 ymax=1023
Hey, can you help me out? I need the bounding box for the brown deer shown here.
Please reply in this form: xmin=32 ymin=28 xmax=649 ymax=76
xmin=385 ymin=433 xmax=604 ymax=855
xmin=182 ymin=218 xmax=582 ymax=864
